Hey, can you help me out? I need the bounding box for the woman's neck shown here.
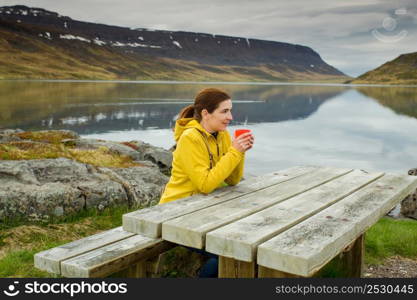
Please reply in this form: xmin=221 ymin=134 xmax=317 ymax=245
xmin=200 ymin=120 xmax=215 ymax=134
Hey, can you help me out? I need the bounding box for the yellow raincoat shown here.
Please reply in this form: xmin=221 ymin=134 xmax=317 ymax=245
xmin=159 ymin=118 xmax=244 ymax=204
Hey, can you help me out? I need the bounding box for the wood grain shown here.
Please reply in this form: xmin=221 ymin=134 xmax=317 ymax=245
xmin=162 ymin=167 xmax=352 ymax=249
xmin=257 ymin=174 xmax=417 ymax=277
xmin=206 ymin=169 xmax=382 ymax=261
xmin=123 ymin=166 xmax=318 ymax=237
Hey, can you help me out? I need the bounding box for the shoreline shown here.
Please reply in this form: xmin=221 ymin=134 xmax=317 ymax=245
xmin=2 ymin=78 xmax=417 ymax=87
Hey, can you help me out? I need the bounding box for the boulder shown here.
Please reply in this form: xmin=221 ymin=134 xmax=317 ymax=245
xmin=126 ymin=140 xmax=173 ymax=175
xmin=398 ymin=168 xmax=417 ymax=219
xmin=401 ymin=194 xmax=416 ymax=219
xmin=0 ymin=158 xmax=168 ymax=221
xmin=62 ymin=138 xmax=173 ymax=174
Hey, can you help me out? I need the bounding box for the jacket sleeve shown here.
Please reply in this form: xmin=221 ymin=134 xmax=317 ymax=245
xmin=224 ymin=151 xmax=245 ymax=186
xmin=176 ymin=133 xmax=244 ymax=194
xmin=222 ymin=130 xmax=245 ymax=185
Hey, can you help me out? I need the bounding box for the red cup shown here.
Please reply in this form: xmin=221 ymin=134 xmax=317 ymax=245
xmin=234 ymin=129 xmax=251 ymax=138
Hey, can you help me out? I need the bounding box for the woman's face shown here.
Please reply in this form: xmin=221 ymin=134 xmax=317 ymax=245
xmin=203 ymin=99 xmax=233 ymax=132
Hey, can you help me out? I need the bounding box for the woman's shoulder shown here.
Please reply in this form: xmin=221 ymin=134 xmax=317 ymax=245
xmin=178 ymin=127 xmax=203 ymax=143
xmin=179 ymin=128 xmax=231 ymax=142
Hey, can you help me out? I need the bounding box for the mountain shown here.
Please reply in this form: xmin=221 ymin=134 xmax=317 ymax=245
xmin=0 ymin=5 xmax=349 ymax=82
xmin=349 ymin=52 xmax=417 ymax=85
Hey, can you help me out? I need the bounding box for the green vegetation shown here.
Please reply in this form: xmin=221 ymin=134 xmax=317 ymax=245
xmin=0 ymin=205 xmax=137 ymax=277
xmin=15 ymin=131 xmax=76 ymax=144
xmin=350 ymin=52 xmax=417 ymax=85
xmin=365 ymin=217 xmax=417 ymax=265
xmin=0 ymin=131 xmax=141 ymax=168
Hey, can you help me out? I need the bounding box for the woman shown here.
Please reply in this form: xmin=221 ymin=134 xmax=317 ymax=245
xmin=159 ymin=88 xmax=254 ymax=277
xmin=160 ymin=88 xmax=254 ymax=204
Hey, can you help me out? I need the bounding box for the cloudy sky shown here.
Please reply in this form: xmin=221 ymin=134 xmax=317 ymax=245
xmin=3 ymin=0 xmax=417 ymax=76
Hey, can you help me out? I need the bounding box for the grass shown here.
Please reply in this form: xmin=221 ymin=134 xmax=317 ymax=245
xmin=350 ymin=52 xmax=417 ymax=85
xmin=364 ymin=217 xmax=417 ymax=265
xmin=15 ymin=131 xmax=76 ymax=144
xmin=0 ymin=130 xmax=142 ymax=168
xmin=0 ymin=205 xmax=142 ymax=277
xmin=0 ymin=142 xmax=140 ymax=168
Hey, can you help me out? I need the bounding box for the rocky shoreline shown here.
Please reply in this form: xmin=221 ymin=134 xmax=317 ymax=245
xmin=1 ymin=128 xmax=416 ymax=222
xmin=0 ymin=129 xmax=172 ymax=222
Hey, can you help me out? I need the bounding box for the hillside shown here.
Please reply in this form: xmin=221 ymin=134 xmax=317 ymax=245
xmin=350 ymin=52 xmax=417 ymax=85
xmin=0 ymin=5 xmax=349 ymax=82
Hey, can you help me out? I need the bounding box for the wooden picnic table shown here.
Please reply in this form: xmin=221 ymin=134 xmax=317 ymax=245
xmin=123 ymin=165 xmax=417 ymax=278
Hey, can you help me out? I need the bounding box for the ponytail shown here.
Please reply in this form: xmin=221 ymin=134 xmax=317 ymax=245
xmin=177 ymin=88 xmax=231 ymax=122
xmin=178 ymin=104 xmax=195 ymax=119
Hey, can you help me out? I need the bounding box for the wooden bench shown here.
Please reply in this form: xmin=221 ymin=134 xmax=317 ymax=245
xmin=34 ymin=227 xmax=174 ymax=277
xmin=35 ymin=165 xmax=417 ymax=278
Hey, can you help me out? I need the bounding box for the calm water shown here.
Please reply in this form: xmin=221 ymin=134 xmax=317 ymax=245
xmin=1 ymin=80 xmax=417 ymax=176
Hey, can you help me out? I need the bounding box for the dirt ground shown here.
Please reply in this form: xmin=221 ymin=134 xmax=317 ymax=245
xmin=364 ymin=256 xmax=417 ymax=278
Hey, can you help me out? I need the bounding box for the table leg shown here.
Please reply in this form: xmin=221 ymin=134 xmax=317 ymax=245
xmin=111 ymin=241 xmax=176 ymax=278
xmin=122 ymin=260 xmax=148 ymax=277
xmin=340 ymin=233 xmax=365 ymax=277
xmin=218 ymin=256 xmax=256 ymax=278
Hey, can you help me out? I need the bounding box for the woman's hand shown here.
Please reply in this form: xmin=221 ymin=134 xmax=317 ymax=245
xmin=232 ymin=132 xmax=254 ymax=153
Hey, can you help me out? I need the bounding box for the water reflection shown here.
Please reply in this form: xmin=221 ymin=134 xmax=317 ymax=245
xmin=355 ymin=86 xmax=417 ymax=119
xmin=0 ymin=81 xmax=347 ymax=134
xmin=3 ymin=81 xmax=417 ymax=175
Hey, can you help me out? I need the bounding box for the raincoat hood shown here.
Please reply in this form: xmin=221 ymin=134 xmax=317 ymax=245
xmin=174 ymin=118 xmax=210 ymax=142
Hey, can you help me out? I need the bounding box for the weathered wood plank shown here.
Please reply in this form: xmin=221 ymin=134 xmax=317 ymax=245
xmin=34 ymin=227 xmax=135 ymax=274
xmin=123 ymin=166 xmax=318 ymax=237
xmin=206 ymin=169 xmax=383 ymax=262
xmin=162 ymin=167 xmax=352 ymax=249
xmin=61 ymin=236 xmax=174 ymax=278
xmin=119 ymin=260 xmax=147 ymax=278
xmin=258 ymin=266 xmax=301 ymax=278
xmin=257 ymin=174 xmax=417 ymax=277
xmin=218 ymin=256 xmax=256 ymax=278
xmin=258 ymin=236 xmax=365 ymax=278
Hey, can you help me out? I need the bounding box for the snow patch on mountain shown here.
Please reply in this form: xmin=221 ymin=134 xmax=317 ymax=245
xmin=173 ymin=41 xmax=182 ymax=48
xmin=60 ymin=34 xmax=90 ymax=43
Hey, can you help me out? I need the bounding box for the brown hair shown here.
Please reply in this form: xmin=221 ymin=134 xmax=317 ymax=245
xmin=178 ymin=88 xmax=231 ymax=121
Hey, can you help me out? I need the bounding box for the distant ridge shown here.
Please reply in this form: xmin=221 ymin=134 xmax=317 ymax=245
xmin=349 ymin=52 xmax=417 ymax=85
xmin=0 ymin=5 xmax=349 ymax=81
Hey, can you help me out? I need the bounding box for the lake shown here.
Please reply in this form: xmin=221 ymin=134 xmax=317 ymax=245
xmin=1 ymin=80 xmax=417 ymax=176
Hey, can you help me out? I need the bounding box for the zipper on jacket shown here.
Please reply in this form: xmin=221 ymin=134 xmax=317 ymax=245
xmin=210 ymin=133 xmax=220 ymax=157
